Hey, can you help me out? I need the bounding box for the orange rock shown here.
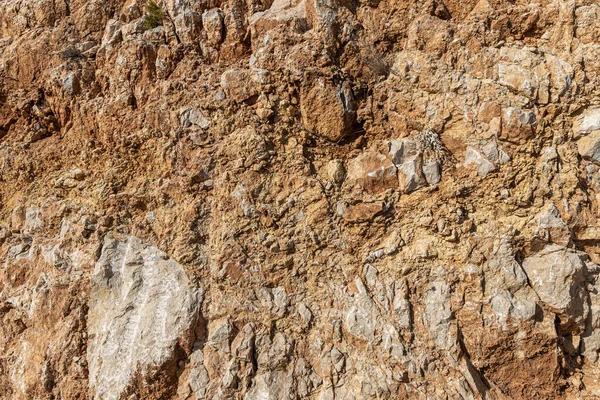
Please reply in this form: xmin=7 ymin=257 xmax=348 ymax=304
xmin=342 ymin=202 xmax=383 ymax=223
xmin=300 ymin=79 xmax=356 ymax=142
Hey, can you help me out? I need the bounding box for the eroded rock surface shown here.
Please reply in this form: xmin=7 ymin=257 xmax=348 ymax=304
xmin=4 ymin=0 xmax=600 ymax=398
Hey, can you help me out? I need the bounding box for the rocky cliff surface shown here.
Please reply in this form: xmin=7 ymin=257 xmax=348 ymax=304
xmin=2 ymin=0 xmax=600 ymax=398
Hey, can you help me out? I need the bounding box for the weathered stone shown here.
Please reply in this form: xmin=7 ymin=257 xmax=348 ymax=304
xmin=202 ymin=9 xmax=224 ymax=45
xmin=573 ymin=108 xmax=600 ymax=138
xmin=100 ymin=19 xmax=122 ymax=47
xmin=345 ymin=278 xmax=378 ymax=342
xmin=464 ymin=146 xmax=495 ymax=177
xmin=346 ymin=151 xmax=397 ymax=193
xmin=300 ymin=80 xmax=356 ymax=142
xmin=87 ymin=235 xmax=201 ymax=400
xmin=181 ymin=349 xmax=210 ymax=399
xmin=482 ymin=141 xmax=510 ymax=165
xmin=389 ymin=139 xmax=419 ymax=166
xmin=501 ymin=107 xmax=536 ymax=143
xmin=220 ymin=69 xmax=261 ymax=103
xmin=61 ymin=73 xmax=80 ymax=95
xmin=180 ymin=107 xmax=211 ymax=129
xmin=534 ymin=204 xmax=572 ymax=247
xmin=173 ymin=9 xmax=203 ymax=43
xmin=522 ymin=245 xmax=590 ymax=334
xmin=478 ymin=101 xmax=502 ymax=123
xmin=484 ymin=237 xmax=538 ymax=325
xmin=342 ymin=202 xmax=383 ymax=223
xmin=397 ymin=155 xmax=426 ymax=192
xmin=575 ymin=5 xmax=600 ymax=44
xmin=207 ymin=318 xmax=234 ymax=353
xmin=498 ymin=63 xmax=538 ymax=98
xmin=578 ymin=131 xmax=600 ymax=163
xmin=23 ymin=207 xmax=42 ymax=233
xmin=389 ymin=138 xmax=427 ymax=191
xmin=326 ymin=159 xmax=346 ymax=184
xmin=250 ymin=0 xmax=308 ymax=41
xmin=544 ymin=54 xmax=573 ymax=101
xmin=422 ymin=158 xmax=441 ymax=185
xmin=297 ymin=303 xmax=312 ymax=325
xmin=424 ymin=276 xmax=455 ymax=351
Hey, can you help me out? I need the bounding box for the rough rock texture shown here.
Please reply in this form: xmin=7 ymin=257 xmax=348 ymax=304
xmin=88 ymin=235 xmax=201 ymax=400
xmin=3 ymin=0 xmax=600 ymax=399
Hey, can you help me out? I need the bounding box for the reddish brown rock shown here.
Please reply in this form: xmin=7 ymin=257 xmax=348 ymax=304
xmin=342 ymin=202 xmax=383 ymax=223
xmin=300 ymin=79 xmax=356 ymax=142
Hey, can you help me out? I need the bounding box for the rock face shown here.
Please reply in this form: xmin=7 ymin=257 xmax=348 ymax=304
xmin=4 ymin=0 xmax=600 ymax=399
xmin=300 ymin=79 xmax=356 ymax=142
xmin=87 ymin=235 xmax=201 ymax=400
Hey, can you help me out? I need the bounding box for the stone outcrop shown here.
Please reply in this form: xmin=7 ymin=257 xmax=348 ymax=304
xmin=4 ymin=0 xmax=600 ymax=398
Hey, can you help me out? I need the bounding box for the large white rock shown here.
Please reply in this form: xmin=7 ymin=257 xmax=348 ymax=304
xmin=522 ymin=245 xmax=589 ymax=333
xmin=424 ymin=278 xmax=455 ymax=350
xmin=87 ymin=235 xmax=202 ymax=400
xmin=484 ymin=236 xmax=537 ymax=325
xmin=344 ymin=278 xmax=378 ymax=342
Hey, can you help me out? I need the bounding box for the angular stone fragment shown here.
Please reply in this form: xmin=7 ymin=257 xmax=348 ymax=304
xmin=389 ymin=139 xmax=418 ymax=165
xmin=498 ymin=63 xmax=538 ymax=98
xmin=422 ymin=158 xmax=441 ymax=185
xmin=342 ymin=202 xmax=383 ymax=223
xmin=326 ymin=159 xmax=346 ymax=184
xmin=207 ymin=318 xmax=234 ymax=352
xmin=578 ymin=131 xmax=600 ymax=163
xmin=220 ymin=69 xmax=260 ymax=103
xmin=61 ymin=73 xmax=80 ymax=95
xmin=464 ymin=146 xmax=495 ymax=177
xmin=522 ymin=245 xmax=590 ymax=334
xmin=346 ymin=151 xmax=397 ymax=193
xmin=573 ymin=108 xmax=600 ymax=138
xmin=389 ymin=138 xmax=427 ymax=191
xmin=484 ymin=236 xmax=538 ymax=325
xmin=544 ymin=54 xmax=573 ymax=100
xmin=535 ymin=204 xmax=572 ymax=246
xmin=482 ymin=141 xmax=510 ymax=165
xmin=180 ymin=107 xmax=211 ymax=129
xmin=345 ymin=278 xmax=378 ymax=341
xmin=87 ymin=235 xmax=201 ymax=400
xmin=424 ymin=278 xmax=455 ymax=351
xmin=250 ymin=0 xmax=308 ymax=41
xmin=202 ymin=9 xmax=224 ymax=45
xmin=582 ymin=270 xmax=600 ymax=364
xmin=397 ymin=155 xmax=425 ymax=192
xmin=501 ymin=107 xmax=536 ymax=143
xmin=100 ymin=19 xmax=122 ymax=47
xmin=300 ymin=80 xmax=356 ymax=142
